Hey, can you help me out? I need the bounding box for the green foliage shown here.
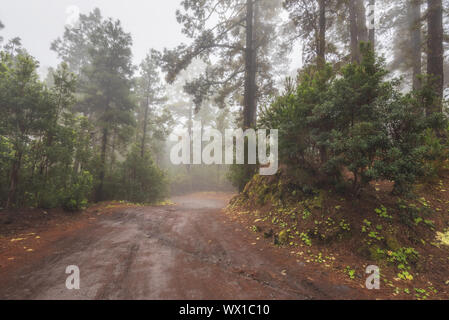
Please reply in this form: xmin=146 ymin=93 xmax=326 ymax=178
xmin=300 ymin=232 xmax=312 ymax=246
xmin=62 ymin=171 xmax=93 ymax=212
xmin=344 ymin=266 xmax=356 ymax=280
xmin=114 ymin=146 xmax=168 ymax=204
xmin=228 ymin=164 xmax=257 ymax=193
xmin=278 ymin=230 xmax=289 ymax=245
xmin=260 ymin=46 xmax=447 ymax=195
xmin=0 ymin=51 xmax=95 ymax=209
xmin=388 ymin=247 xmax=420 ymax=267
xmin=0 ymin=11 xmax=170 ymax=210
xmin=375 ymin=205 xmax=392 ymax=219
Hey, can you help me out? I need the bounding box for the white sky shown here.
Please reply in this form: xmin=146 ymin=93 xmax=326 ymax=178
xmin=0 ymin=0 xmax=302 ymax=78
xmin=0 ymin=1 xmax=189 ymax=75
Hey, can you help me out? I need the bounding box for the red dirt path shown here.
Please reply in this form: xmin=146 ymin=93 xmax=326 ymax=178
xmin=0 ymin=193 xmax=370 ymax=300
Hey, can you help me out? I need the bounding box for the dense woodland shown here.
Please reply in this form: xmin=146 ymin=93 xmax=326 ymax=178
xmin=0 ymin=0 xmax=448 ymax=210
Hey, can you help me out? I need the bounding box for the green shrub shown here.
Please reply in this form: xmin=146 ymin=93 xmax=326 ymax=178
xmin=228 ymin=164 xmax=257 ymax=193
xmin=259 ymin=45 xmax=447 ymax=196
xmin=63 ymin=171 xmax=93 ymax=212
xmin=116 ymin=146 xmax=168 ymax=204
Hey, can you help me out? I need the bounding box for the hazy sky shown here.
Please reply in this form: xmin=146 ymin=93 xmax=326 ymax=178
xmin=1 ymin=0 xmax=190 ymax=75
xmin=1 ymin=0 xmax=301 ymax=78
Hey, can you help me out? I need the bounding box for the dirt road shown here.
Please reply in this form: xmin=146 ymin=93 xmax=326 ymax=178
xmin=0 ymin=193 xmax=362 ymax=300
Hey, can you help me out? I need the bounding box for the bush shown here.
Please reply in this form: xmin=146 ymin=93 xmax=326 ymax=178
xmin=63 ymin=171 xmax=93 ymax=212
xmin=259 ymin=45 xmax=447 ymax=195
xmin=228 ymin=164 xmax=257 ymax=192
xmin=115 ymin=146 xmax=168 ymax=204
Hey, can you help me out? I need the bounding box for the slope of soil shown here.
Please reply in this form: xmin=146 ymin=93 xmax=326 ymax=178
xmin=226 ymin=173 xmax=449 ymax=300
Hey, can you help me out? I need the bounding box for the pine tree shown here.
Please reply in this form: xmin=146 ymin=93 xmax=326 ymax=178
xmin=283 ymin=0 xmax=328 ymax=67
xmin=51 ymin=8 xmax=103 ymax=75
xmin=162 ymin=0 xmax=285 ymax=128
xmin=136 ymin=51 xmax=173 ymax=161
xmin=80 ymin=18 xmax=136 ymax=201
xmin=427 ymin=0 xmax=444 ymax=113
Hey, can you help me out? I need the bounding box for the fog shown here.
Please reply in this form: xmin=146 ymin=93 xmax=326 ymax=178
xmin=0 ymin=1 xmax=189 ymax=76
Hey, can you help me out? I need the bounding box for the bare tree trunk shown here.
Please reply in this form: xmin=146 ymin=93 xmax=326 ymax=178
xmin=317 ymin=0 xmax=326 ymax=68
xmin=348 ymin=0 xmax=369 ymax=63
xmin=348 ymin=0 xmax=360 ymax=62
xmin=141 ymin=96 xmax=150 ymax=158
xmin=355 ymin=0 xmax=368 ymax=43
xmin=97 ymin=127 xmax=108 ymax=201
xmin=409 ymin=0 xmax=422 ymax=90
xmin=244 ymin=0 xmax=257 ymax=129
xmin=110 ymin=130 xmax=116 ymax=172
xmin=368 ymin=0 xmax=376 ymax=48
xmin=318 ymin=0 xmax=327 ymax=164
xmin=251 ymin=0 xmax=259 ymax=126
xmin=187 ymin=104 xmax=193 ymax=192
xmin=6 ymin=150 xmax=23 ymax=209
xmin=427 ymin=0 xmax=444 ymax=114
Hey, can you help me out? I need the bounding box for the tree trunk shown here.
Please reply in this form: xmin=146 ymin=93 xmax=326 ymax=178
xmin=110 ymin=130 xmax=116 ymax=172
xmin=409 ymin=0 xmax=422 ymax=90
xmin=97 ymin=127 xmax=109 ymax=201
xmin=6 ymin=150 xmax=23 ymax=209
xmin=187 ymin=104 xmax=193 ymax=192
xmin=318 ymin=0 xmax=327 ymax=164
xmin=355 ymin=0 xmax=368 ymax=43
xmin=348 ymin=0 xmax=360 ymax=63
xmin=368 ymin=0 xmax=376 ymax=48
xmin=348 ymin=0 xmax=369 ymax=62
xmin=317 ymin=0 xmax=326 ymax=68
xmin=244 ymin=0 xmax=257 ymax=129
xmin=251 ymin=0 xmax=259 ymax=126
xmin=427 ymin=0 xmax=444 ymax=114
xmin=141 ymin=96 xmax=150 ymax=158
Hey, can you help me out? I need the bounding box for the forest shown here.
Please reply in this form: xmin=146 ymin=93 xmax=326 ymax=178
xmin=0 ymin=0 xmax=448 ymax=301
xmin=0 ymin=1 xmax=448 ymax=210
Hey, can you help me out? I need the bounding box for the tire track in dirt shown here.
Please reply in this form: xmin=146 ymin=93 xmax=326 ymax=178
xmin=0 ymin=193 xmax=363 ymax=300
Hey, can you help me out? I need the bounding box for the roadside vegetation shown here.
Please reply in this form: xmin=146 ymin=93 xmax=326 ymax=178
xmin=227 ymin=50 xmax=449 ymax=297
